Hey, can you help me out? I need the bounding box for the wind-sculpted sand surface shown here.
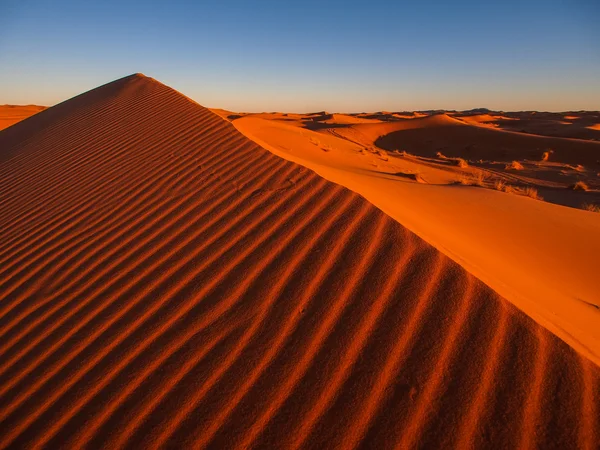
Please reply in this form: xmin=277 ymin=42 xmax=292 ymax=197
xmin=0 ymin=74 xmax=597 ymax=449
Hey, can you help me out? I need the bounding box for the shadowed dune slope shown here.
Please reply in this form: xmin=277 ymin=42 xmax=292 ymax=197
xmin=0 ymin=74 xmax=597 ymax=449
xmin=372 ymin=114 xmax=600 ymax=166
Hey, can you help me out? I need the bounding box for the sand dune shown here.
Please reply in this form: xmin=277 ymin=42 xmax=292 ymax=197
xmin=453 ymin=113 xmax=518 ymax=128
xmin=328 ymin=113 xmax=600 ymax=197
xmin=364 ymin=113 xmax=600 ymax=166
xmin=235 ymin=114 xmax=600 ymax=367
xmin=453 ymin=111 xmax=600 ymax=141
xmin=0 ymin=105 xmax=46 ymax=131
xmin=0 ymin=74 xmax=598 ymax=448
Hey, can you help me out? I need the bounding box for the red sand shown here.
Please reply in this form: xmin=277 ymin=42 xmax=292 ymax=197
xmin=0 ymin=74 xmax=598 ymax=449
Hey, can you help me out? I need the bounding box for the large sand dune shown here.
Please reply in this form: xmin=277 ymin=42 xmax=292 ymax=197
xmin=235 ymin=114 xmax=600 ymax=364
xmin=0 ymin=74 xmax=598 ymax=448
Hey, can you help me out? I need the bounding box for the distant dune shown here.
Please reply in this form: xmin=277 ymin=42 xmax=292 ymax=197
xmin=374 ymin=113 xmax=600 ymax=166
xmin=0 ymin=105 xmax=46 ymax=131
xmin=0 ymin=74 xmax=598 ymax=448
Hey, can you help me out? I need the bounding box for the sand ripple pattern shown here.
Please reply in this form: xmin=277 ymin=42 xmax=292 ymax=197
xmin=0 ymin=74 xmax=597 ymax=449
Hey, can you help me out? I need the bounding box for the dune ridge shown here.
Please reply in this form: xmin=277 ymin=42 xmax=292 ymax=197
xmin=0 ymin=74 xmax=597 ymax=448
xmin=0 ymin=105 xmax=46 ymax=131
xmin=234 ymin=114 xmax=600 ymax=367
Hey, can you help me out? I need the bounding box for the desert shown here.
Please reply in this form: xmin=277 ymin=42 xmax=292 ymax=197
xmin=1 ymin=1 xmax=599 ymax=448
xmin=0 ymin=73 xmax=598 ymax=449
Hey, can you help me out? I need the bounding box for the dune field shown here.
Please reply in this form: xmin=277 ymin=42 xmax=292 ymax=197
xmin=0 ymin=74 xmax=598 ymax=449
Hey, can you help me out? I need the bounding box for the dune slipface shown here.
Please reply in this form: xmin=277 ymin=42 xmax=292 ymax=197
xmin=0 ymin=74 xmax=597 ymax=449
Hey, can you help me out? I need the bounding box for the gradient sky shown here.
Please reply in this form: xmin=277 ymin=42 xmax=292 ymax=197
xmin=1 ymin=0 xmax=599 ymax=112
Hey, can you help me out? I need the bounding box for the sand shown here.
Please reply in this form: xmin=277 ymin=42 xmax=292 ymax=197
xmin=0 ymin=74 xmax=598 ymax=448
xmin=452 ymin=111 xmax=600 ymax=141
xmin=235 ymin=113 xmax=600 ymax=367
xmin=0 ymin=105 xmax=46 ymax=131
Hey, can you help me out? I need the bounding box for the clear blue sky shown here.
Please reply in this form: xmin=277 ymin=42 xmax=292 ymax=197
xmin=0 ymin=0 xmax=598 ymax=112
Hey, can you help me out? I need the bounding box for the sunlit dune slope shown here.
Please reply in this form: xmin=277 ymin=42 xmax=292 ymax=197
xmin=235 ymin=116 xmax=600 ymax=367
xmin=0 ymin=105 xmax=46 ymax=131
xmin=324 ymin=113 xmax=600 ymax=198
xmin=0 ymin=74 xmax=598 ymax=449
xmin=453 ymin=113 xmax=518 ymax=126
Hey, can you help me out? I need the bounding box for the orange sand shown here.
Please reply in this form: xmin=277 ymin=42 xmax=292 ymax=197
xmin=455 ymin=113 xmax=518 ymax=127
xmin=0 ymin=105 xmax=46 ymax=131
xmin=458 ymin=111 xmax=600 ymax=140
xmin=0 ymin=74 xmax=598 ymax=448
xmin=236 ymin=114 xmax=600 ymax=367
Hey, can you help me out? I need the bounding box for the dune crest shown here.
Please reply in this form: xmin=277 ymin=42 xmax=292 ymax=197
xmin=0 ymin=74 xmax=598 ymax=448
xmin=235 ymin=113 xmax=600 ymax=366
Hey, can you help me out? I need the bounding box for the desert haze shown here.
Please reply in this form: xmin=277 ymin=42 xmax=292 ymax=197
xmin=0 ymin=74 xmax=598 ymax=449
